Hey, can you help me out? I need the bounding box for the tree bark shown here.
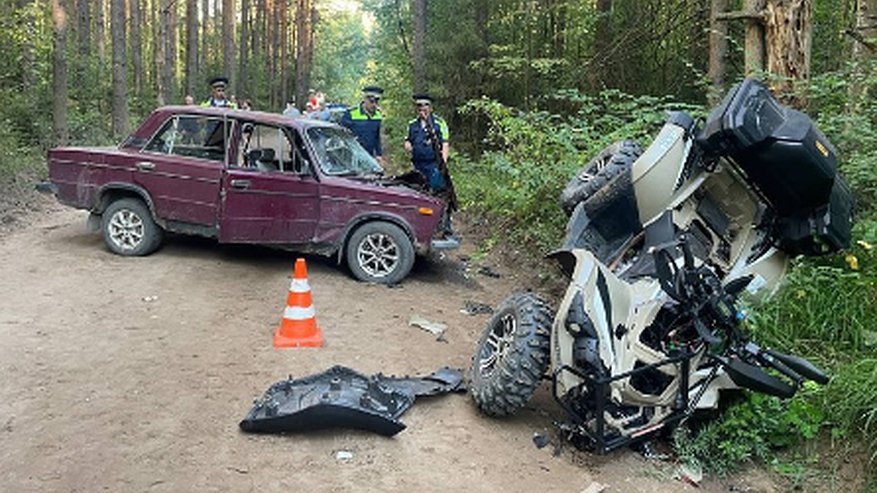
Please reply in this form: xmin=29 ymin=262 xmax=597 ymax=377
xmin=111 ymin=0 xmax=129 ymax=137
xmin=157 ymin=0 xmax=171 ymax=104
xmin=848 ymin=0 xmax=877 ymax=112
xmin=239 ymin=0 xmax=249 ymax=98
xmin=708 ymin=0 xmax=729 ymax=104
xmin=131 ymin=0 xmax=143 ymax=95
xmin=589 ymin=0 xmax=612 ymax=89
xmin=96 ymin=0 xmax=106 ymax=63
xmin=53 ymin=0 xmax=69 ymax=146
xmin=295 ymin=0 xmax=313 ymax=109
xmin=185 ymin=0 xmax=198 ymax=98
xmin=764 ymin=0 xmax=812 ymax=105
xmin=412 ymin=0 xmax=426 ymax=92
xmin=223 ymin=0 xmax=235 ymax=88
xmin=201 ymin=0 xmax=210 ymax=77
xmin=75 ymin=0 xmax=89 ymax=57
xmin=21 ymin=0 xmax=36 ymax=92
xmin=744 ymin=0 xmax=766 ymax=76
xmin=280 ymin=0 xmax=289 ymax=107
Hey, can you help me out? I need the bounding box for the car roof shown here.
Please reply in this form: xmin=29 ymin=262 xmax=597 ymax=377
xmin=157 ymin=105 xmax=337 ymax=130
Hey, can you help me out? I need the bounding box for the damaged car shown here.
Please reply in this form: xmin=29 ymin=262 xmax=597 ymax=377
xmin=39 ymin=107 xmax=458 ymax=284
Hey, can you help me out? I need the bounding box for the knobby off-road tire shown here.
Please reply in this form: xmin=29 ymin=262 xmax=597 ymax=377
xmin=469 ymin=292 xmax=553 ymax=417
xmin=101 ymin=198 xmax=164 ymax=256
xmin=560 ymin=140 xmax=642 ymax=215
xmin=346 ymin=221 xmax=415 ymax=284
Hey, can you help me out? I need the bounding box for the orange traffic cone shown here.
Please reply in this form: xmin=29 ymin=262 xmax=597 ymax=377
xmin=274 ymin=258 xmax=324 ymax=348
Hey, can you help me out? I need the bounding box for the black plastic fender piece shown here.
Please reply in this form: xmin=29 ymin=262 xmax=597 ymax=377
xmin=239 ymin=366 xmax=465 ymax=437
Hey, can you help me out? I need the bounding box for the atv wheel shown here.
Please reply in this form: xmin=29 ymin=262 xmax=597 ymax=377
xmin=560 ymin=140 xmax=642 ymax=215
xmin=469 ymin=292 xmax=553 ymax=417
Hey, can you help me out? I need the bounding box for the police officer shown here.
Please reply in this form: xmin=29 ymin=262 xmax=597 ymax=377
xmin=404 ymin=94 xmax=449 ymax=191
xmin=341 ymin=86 xmax=384 ymax=163
xmin=201 ymin=76 xmax=238 ymax=108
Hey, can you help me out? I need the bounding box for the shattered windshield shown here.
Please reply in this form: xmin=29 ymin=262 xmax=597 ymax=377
xmin=306 ymin=126 xmax=383 ymax=176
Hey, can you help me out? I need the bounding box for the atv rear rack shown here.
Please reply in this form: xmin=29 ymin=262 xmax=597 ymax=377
xmin=552 ymin=350 xmax=697 ymax=454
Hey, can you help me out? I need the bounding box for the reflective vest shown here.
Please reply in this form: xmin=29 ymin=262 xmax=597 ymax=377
xmin=200 ymin=98 xmax=238 ymax=109
xmin=406 ymin=114 xmax=449 ymax=164
xmin=341 ymin=104 xmax=383 ymax=156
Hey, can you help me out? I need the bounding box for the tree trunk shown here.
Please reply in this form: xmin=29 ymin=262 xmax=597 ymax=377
xmin=239 ymin=0 xmax=249 ymax=98
xmin=157 ymin=1 xmax=170 ymax=104
xmin=412 ymin=0 xmax=426 ymax=92
xmin=21 ymin=0 xmax=36 ymax=92
xmin=295 ymin=0 xmax=313 ymax=109
xmin=53 ymin=0 xmax=69 ymax=146
xmin=280 ymin=0 xmax=289 ymax=107
xmin=131 ymin=0 xmax=143 ymax=95
xmin=764 ymin=0 xmax=812 ymax=105
xmin=185 ymin=0 xmax=198 ymax=98
xmin=744 ymin=0 xmax=765 ymax=76
xmin=111 ymin=0 xmax=129 ymax=137
xmin=589 ymin=0 xmax=612 ymax=89
xmin=848 ymin=0 xmax=877 ymax=112
xmin=223 ymin=0 xmax=235 ymax=88
xmin=76 ymin=0 xmax=89 ymax=57
xmin=96 ymin=0 xmax=106 ymax=63
xmin=270 ymin=0 xmax=279 ymax=107
xmin=708 ymin=0 xmax=729 ymax=104
xmin=201 ymin=0 xmax=210 ymax=77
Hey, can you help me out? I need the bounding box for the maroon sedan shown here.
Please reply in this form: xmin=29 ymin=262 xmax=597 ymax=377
xmin=40 ymin=106 xmax=458 ymax=284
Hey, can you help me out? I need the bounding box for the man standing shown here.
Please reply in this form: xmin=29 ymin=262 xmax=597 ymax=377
xmin=404 ymin=94 xmax=455 ymax=236
xmin=201 ymin=76 xmax=238 ymax=108
xmin=404 ymin=94 xmax=449 ymax=191
xmin=341 ymin=86 xmax=384 ymax=163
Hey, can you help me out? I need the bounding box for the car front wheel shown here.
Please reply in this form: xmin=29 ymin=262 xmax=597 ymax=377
xmin=345 ymin=221 xmax=415 ymax=284
xmin=101 ymin=198 xmax=164 ymax=256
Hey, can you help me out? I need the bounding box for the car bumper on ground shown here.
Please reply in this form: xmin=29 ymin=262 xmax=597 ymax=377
xmin=430 ymin=236 xmax=460 ymax=251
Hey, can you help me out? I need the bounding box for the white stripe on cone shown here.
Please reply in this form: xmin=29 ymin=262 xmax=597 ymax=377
xmin=284 ymin=305 xmax=316 ymax=320
xmin=289 ymin=278 xmax=310 ymax=293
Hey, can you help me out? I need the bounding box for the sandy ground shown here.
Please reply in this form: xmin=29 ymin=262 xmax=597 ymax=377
xmin=0 ymin=202 xmax=792 ymax=492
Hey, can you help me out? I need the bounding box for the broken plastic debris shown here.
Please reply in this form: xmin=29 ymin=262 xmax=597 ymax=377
xmin=532 ymin=433 xmax=550 ymax=449
xmin=579 ymin=481 xmax=608 ymax=493
xmin=334 ymin=450 xmax=354 ymax=461
xmin=142 ymin=295 xmax=158 ymax=302
xmin=674 ymin=463 xmax=703 ymax=487
xmin=408 ymin=316 xmax=447 ymax=341
xmin=239 ymin=366 xmax=465 ymax=436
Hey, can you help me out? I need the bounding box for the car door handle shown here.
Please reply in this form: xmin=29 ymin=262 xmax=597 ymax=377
xmin=230 ymin=179 xmax=251 ymax=189
xmin=136 ymin=161 xmax=156 ymax=171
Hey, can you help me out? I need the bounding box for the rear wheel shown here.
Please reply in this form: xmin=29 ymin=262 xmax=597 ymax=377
xmin=469 ymin=292 xmax=553 ymax=416
xmin=560 ymin=140 xmax=642 ymax=215
xmin=101 ymin=198 xmax=164 ymax=256
xmin=346 ymin=221 xmax=415 ymax=284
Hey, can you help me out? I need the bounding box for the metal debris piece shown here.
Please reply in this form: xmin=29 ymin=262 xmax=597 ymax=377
xmin=408 ymin=316 xmax=447 ymax=341
xmin=461 ymin=301 xmax=493 ymax=315
xmin=532 ymin=433 xmax=550 ymax=449
xmin=239 ymin=366 xmax=465 ymax=437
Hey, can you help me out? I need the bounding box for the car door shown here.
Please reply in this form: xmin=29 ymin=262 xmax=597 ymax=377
xmin=136 ymin=114 xmax=227 ymax=226
xmin=219 ymin=122 xmax=320 ymax=244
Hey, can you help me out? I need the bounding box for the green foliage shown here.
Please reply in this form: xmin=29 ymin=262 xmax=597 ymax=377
xmin=674 ymin=387 xmax=825 ymax=476
xmin=311 ymin=7 xmax=370 ymax=105
xmin=454 ymin=91 xmax=701 ymax=252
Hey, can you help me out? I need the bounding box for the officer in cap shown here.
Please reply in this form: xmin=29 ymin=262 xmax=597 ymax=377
xmin=404 ymin=94 xmax=449 ymax=190
xmin=340 ymin=86 xmax=384 ymax=163
xmin=201 ymin=76 xmax=238 ymax=108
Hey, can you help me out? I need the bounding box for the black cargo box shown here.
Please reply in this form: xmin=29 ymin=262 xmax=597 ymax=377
xmin=774 ymin=176 xmax=853 ymax=256
xmin=699 ymin=78 xmax=839 ymax=216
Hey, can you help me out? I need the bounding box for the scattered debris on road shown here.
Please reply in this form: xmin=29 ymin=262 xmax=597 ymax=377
xmin=476 ymin=265 xmax=502 ymax=278
xmin=334 ymin=450 xmax=354 ymax=461
xmin=408 ymin=315 xmax=447 ymax=342
xmin=579 ymin=481 xmax=608 ymax=493
xmin=675 ymin=463 xmax=703 ymax=488
xmin=239 ymin=366 xmax=465 ymax=436
xmin=460 ymin=301 xmax=493 ymax=315
xmin=141 ymin=295 xmax=158 ymax=302
xmin=532 ymin=433 xmax=550 ymax=449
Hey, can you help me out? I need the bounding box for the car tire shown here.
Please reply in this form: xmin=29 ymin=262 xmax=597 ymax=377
xmin=560 ymin=140 xmax=642 ymax=215
xmin=345 ymin=221 xmax=415 ymax=284
xmin=469 ymin=292 xmax=553 ymax=417
xmin=101 ymin=198 xmax=164 ymax=256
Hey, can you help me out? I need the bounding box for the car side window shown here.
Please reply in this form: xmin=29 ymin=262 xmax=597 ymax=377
xmin=238 ymin=123 xmax=307 ymax=175
xmin=143 ymin=116 xmax=227 ymax=163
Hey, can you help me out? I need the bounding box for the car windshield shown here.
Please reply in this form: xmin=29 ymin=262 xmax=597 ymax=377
xmin=306 ymin=126 xmax=383 ymax=176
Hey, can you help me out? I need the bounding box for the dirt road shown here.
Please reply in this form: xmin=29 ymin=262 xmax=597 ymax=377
xmin=0 ymin=204 xmax=780 ymax=492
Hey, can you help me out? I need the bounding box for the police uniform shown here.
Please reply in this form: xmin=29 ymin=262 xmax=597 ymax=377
xmin=201 ymin=76 xmax=238 ymax=109
xmin=341 ymin=86 xmax=384 ymax=157
xmin=406 ymin=103 xmax=449 ymax=190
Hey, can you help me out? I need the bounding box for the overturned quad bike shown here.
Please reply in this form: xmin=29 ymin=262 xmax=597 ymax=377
xmin=469 ymin=78 xmax=853 ymax=453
